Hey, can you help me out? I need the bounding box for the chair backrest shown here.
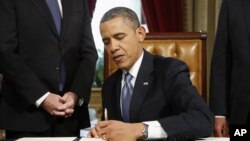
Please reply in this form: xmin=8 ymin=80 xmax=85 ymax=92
xmin=104 ymin=32 xmax=207 ymax=101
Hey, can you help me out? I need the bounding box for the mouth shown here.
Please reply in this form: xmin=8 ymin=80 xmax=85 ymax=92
xmin=112 ymin=54 xmax=124 ymax=62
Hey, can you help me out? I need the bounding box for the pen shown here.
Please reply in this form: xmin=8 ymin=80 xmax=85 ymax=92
xmin=73 ymin=137 xmax=81 ymax=141
xmin=104 ymin=108 xmax=108 ymax=120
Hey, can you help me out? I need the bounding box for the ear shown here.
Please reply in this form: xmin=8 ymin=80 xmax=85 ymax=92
xmin=136 ymin=26 xmax=146 ymax=42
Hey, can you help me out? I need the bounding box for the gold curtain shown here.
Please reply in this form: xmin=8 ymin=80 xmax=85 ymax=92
xmin=182 ymin=0 xmax=222 ymax=101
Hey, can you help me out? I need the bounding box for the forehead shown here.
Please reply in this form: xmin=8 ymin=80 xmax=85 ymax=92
xmin=100 ymin=17 xmax=133 ymax=35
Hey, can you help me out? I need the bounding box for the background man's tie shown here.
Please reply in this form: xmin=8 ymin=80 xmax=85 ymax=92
xmin=121 ymin=73 xmax=133 ymax=122
xmin=45 ymin=0 xmax=65 ymax=93
xmin=45 ymin=0 xmax=61 ymax=34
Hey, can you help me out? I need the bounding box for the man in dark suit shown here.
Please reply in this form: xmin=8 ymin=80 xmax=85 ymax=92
xmin=0 ymin=0 xmax=97 ymax=139
xmin=210 ymin=0 xmax=250 ymax=137
xmin=88 ymin=7 xmax=213 ymax=141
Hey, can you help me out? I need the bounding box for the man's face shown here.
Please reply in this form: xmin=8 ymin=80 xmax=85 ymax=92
xmin=100 ymin=17 xmax=145 ymax=71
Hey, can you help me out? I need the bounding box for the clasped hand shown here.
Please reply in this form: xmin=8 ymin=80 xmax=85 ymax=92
xmin=41 ymin=92 xmax=78 ymax=118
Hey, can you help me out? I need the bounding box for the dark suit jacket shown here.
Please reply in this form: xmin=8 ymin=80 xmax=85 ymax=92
xmin=210 ymin=0 xmax=250 ymax=124
xmin=102 ymin=51 xmax=213 ymax=141
xmin=0 ymin=0 xmax=97 ymax=133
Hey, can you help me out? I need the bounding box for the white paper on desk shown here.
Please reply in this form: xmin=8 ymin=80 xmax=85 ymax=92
xmin=79 ymin=138 xmax=106 ymax=141
xmin=16 ymin=137 xmax=105 ymax=141
xmin=16 ymin=137 xmax=76 ymax=141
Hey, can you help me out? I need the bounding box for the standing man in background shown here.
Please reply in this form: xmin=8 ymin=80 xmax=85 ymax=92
xmin=210 ymin=0 xmax=250 ymax=137
xmin=0 ymin=0 xmax=97 ymax=139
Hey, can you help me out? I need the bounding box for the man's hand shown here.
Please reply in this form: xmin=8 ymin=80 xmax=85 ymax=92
xmin=214 ymin=117 xmax=229 ymax=137
xmin=41 ymin=92 xmax=78 ymax=117
xmin=41 ymin=93 xmax=67 ymax=116
xmin=61 ymin=92 xmax=78 ymax=117
xmin=88 ymin=120 xmax=144 ymax=141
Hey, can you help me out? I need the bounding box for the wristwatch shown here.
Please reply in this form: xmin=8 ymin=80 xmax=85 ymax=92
xmin=78 ymin=98 xmax=84 ymax=106
xmin=142 ymin=124 xmax=148 ymax=139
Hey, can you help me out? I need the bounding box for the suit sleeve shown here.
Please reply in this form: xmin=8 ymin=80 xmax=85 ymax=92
xmin=69 ymin=0 xmax=98 ymax=104
xmin=0 ymin=0 xmax=48 ymax=107
xmin=158 ymin=60 xmax=214 ymax=140
xmin=209 ymin=0 xmax=231 ymax=116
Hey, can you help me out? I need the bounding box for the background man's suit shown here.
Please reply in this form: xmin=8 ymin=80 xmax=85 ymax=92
xmin=0 ymin=0 xmax=97 ymax=134
xmin=210 ymin=0 xmax=250 ymax=124
xmin=102 ymin=50 xmax=213 ymax=141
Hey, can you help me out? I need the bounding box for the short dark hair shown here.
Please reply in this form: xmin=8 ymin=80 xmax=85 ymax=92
xmin=100 ymin=7 xmax=140 ymax=30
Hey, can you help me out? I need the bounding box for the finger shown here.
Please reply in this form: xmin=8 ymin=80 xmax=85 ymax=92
xmin=222 ymin=130 xmax=227 ymax=137
xmin=90 ymin=128 xmax=100 ymax=138
xmin=65 ymin=108 xmax=74 ymax=114
xmin=52 ymin=110 xmax=66 ymax=116
xmin=61 ymin=93 xmax=74 ymax=102
xmin=56 ymin=106 xmax=67 ymax=111
xmin=95 ymin=123 xmax=106 ymax=137
xmin=223 ymin=126 xmax=229 ymax=137
xmin=56 ymin=101 xmax=72 ymax=111
xmin=105 ymin=133 xmax=111 ymax=141
xmin=215 ymin=129 xmax=223 ymax=137
xmin=64 ymin=113 xmax=71 ymax=117
xmin=98 ymin=121 xmax=109 ymax=128
xmin=52 ymin=98 xmax=68 ymax=111
xmin=64 ymin=109 xmax=74 ymax=118
xmin=59 ymin=94 xmax=70 ymax=104
xmin=62 ymin=99 xmax=75 ymax=109
xmin=102 ymin=134 xmax=107 ymax=140
xmin=61 ymin=95 xmax=69 ymax=102
xmin=87 ymin=132 xmax=92 ymax=138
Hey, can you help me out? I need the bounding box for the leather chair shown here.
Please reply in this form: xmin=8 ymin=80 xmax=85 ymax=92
xmin=104 ymin=32 xmax=207 ymax=101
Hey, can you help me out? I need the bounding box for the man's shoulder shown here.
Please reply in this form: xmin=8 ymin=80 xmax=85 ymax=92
xmin=153 ymin=55 xmax=186 ymax=69
xmin=103 ymin=69 xmax=122 ymax=85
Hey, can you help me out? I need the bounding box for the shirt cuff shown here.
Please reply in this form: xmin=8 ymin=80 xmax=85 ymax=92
xmin=143 ymin=121 xmax=168 ymax=139
xmin=215 ymin=115 xmax=226 ymax=118
xmin=35 ymin=92 xmax=50 ymax=107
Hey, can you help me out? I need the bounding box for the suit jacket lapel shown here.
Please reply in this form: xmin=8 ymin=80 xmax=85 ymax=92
xmin=32 ymin=0 xmax=59 ymax=37
xmin=61 ymin=0 xmax=72 ymax=39
xmin=129 ymin=51 xmax=154 ymax=122
xmin=243 ymin=0 xmax=250 ymax=45
xmin=115 ymin=70 xmax=123 ymax=120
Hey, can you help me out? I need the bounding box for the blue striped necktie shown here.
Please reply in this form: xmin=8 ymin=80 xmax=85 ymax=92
xmin=121 ymin=73 xmax=133 ymax=122
xmin=45 ymin=0 xmax=61 ymax=34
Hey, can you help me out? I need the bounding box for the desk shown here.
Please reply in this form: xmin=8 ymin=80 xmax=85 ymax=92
xmin=13 ymin=137 xmax=229 ymax=141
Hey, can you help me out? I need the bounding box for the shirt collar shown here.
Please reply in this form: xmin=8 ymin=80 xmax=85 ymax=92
xmin=123 ymin=51 xmax=144 ymax=79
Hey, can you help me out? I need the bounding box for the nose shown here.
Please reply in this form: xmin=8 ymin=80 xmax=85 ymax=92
xmin=109 ymin=39 xmax=119 ymax=54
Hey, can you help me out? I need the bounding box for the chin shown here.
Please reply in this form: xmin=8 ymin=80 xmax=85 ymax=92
xmin=117 ymin=63 xmax=129 ymax=71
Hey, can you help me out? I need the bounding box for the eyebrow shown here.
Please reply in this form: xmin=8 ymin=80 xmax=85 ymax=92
xmin=113 ymin=32 xmax=126 ymax=37
xmin=102 ymin=32 xmax=126 ymax=41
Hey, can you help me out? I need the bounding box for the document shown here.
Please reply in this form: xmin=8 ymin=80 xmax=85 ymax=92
xmin=16 ymin=137 xmax=76 ymax=141
xmin=79 ymin=138 xmax=105 ymax=141
xmin=16 ymin=137 xmax=105 ymax=141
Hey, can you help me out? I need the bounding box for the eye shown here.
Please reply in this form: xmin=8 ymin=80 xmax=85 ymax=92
xmin=102 ymin=38 xmax=110 ymax=45
xmin=115 ymin=33 xmax=125 ymax=40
